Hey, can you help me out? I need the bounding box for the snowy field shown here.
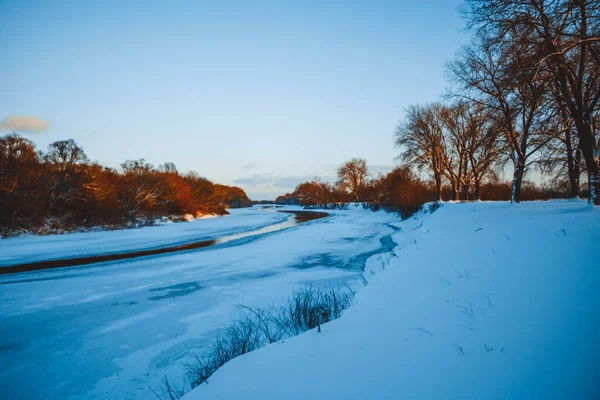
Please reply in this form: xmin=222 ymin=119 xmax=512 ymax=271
xmin=183 ymin=201 xmax=600 ymax=400
xmin=0 ymin=206 xmax=399 ymax=400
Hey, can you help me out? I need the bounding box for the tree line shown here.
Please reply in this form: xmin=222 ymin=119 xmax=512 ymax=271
xmin=275 ymin=157 xmax=566 ymax=217
xmin=418 ymin=0 xmax=598 ymax=204
xmin=279 ymin=0 xmax=599 ymax=209
xmin=0 ymin=134 xmax=251 ymax=236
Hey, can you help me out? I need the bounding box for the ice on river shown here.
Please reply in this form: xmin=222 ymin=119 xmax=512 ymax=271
xmin=0 ymin=206 xmax=399 ymax=400
xmin=0 ymin=208 xmax=289 ymax=266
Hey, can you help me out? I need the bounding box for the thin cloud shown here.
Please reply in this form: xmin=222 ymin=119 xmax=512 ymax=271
xmin=0 ymin=115 xmax=49 ymax=133
xmin=234 ymin=174 xmax=336 ymax=189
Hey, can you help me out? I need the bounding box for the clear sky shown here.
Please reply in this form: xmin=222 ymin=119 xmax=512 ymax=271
xmin=1 ymin=0 xmax=467 ymax=199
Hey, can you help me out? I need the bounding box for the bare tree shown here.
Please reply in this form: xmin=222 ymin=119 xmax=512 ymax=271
xmin=120 ymin=159 xmax=164 ymax=217
xmin=395 ymin=104 xmax=446 ymax=201
xmin=44 ymin=139 xmax=90 ymax=219
xmin=337 ymin=158 xmax=369 ymax=202
xmin=440 ymin=102 xmax=472 ymax=200
xmin=120 ymin=158 xmax=154 ymax=175
xmin=538 ymin=94 xmax=582 ymax=198
xmin=462 ymin=0 xmax=600 ymax=204
xmin=45 ymin=139 xmax=88 ymax=181
xmin=448 ymin=38 xmax=549 ymax=203
xmin=159 ymin=162 xmax=178 ymax=174
xmin=441 ymin=102 xmax=500 ymax=200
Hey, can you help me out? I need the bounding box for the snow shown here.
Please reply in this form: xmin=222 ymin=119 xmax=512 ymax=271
xmin=0 ymin=206 xmax=399 ymax=400
xmin=0 ymin=208 xmax=288 ymax=266
xmin=183 ymin=200 xmax=600 ymax=400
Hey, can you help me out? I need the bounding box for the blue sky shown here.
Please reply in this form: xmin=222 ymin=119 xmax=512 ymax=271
xmin=1 ymin=0 xmax=467 ymax=199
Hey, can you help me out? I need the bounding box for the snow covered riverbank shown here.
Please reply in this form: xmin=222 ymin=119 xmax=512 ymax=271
xmin=183 ymin=201 xmax=600 ymax=400
xmin=0 ymin=207 xmax=399 ymax=400
xmin=0 ymin=208 xmax=288 ymax=266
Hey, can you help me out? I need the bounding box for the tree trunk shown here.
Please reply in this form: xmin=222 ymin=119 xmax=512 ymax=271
xmin=450 ymin=181 xmax=459 ymax=201
xmin=461 ymin=182 xmax=469 ymax=201
xmin=434 ymin=171 xmax=443 ymax=201
xmin=575 ymin=121 xmax=599 ymax=205
xmin=511 ymin=160 xmax=525 ymax=204
xmin=584 ymin=153 xmax=599 ymax=205
xmin=474 ymin=179 xmax=481 ymax=201
xmin=461 ymin=160 xmax=469 ymax=201
xmin=574 ymin=146 xmax=581 ymax=193
xmin=565 ymin=130 xmax=579 ymax=199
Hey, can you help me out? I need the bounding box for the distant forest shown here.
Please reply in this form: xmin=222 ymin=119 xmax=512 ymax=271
xmin=0 ymin=134 xmax=251 ymax=237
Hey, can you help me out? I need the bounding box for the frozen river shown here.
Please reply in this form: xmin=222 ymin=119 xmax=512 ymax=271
xmin=0 ymin=207 xmax=399 ymax=400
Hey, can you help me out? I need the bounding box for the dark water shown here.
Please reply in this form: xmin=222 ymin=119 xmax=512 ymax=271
xmin=0 ymin=210 xmax=329 ymax=275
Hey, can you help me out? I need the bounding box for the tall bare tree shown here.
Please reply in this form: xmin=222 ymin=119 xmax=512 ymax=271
xmin=45 ymin=139 xmax=88 ymax=181
xmin=448 ymin=38 xmax=549 ymax=203
xmin=462 ymin=0 xmax=600 ymax=204
xmin=44 ymin=139 xmax=90 ymax=219
xmin=440 ymin=102 xmax=473 ymax=200
xmin=538 ymin=94 xmax=582 ymax=198
xmin=395 ymin=104 xmax=446 ymax=201
xmin=337 ymin=158 xmax=369 ymax=202
xmin=442 ymin=102 xmax=500 ymax=200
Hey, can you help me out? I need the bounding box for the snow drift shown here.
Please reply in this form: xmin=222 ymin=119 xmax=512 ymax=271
xmin=183 ymin=200 xmax=600 ymax=400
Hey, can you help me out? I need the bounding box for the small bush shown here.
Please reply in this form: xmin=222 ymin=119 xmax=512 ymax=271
xmin=185 ymin=314 xmax=262 ymax=388
xmin=150 ymin=376 xmax=186 ymax=400
xmin=280 ymin=284 xmax=352 ymax=335
xmin=157 ymin=284 xmax=354 ymax=399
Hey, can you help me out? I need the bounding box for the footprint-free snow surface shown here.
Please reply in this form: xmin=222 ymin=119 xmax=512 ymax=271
xmin=0 ymin=206 xmax=399 ymax=400
xmin=183 ymin=201 xmax=600 ymax=400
